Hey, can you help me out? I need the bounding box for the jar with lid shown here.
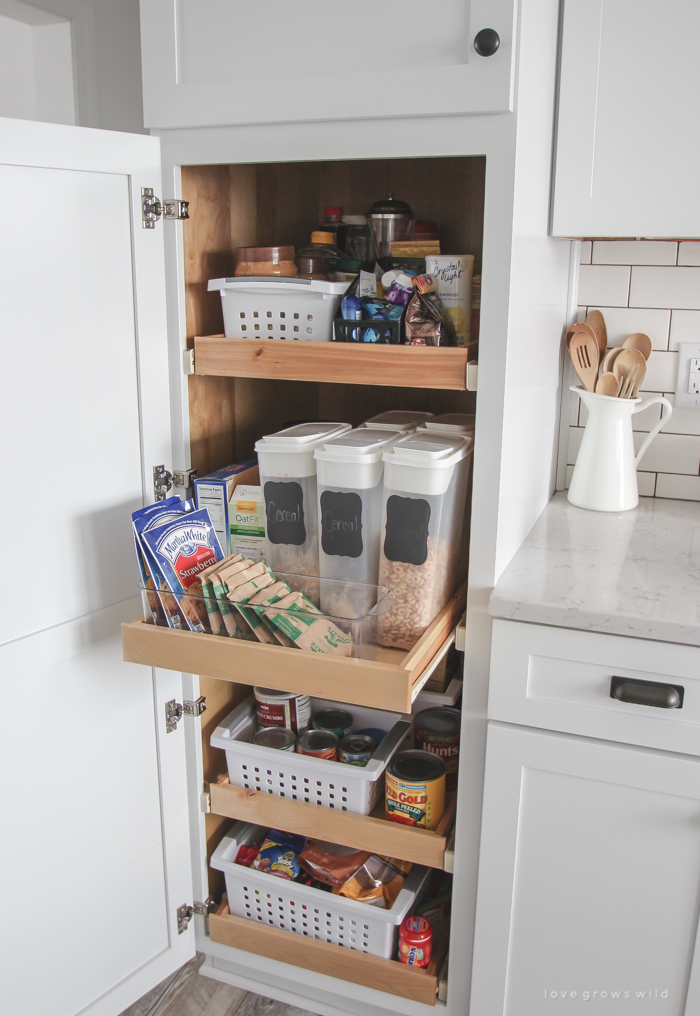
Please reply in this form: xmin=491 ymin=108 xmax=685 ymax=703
xmin=319 ymin=206 xmax=346 ymax=251
xmin=366 ymin=195 xmax=415 ymax=258
xmin=343 ymin=215 xmax=371 ymax=261
xmin=234 ymin=245 xmax=298 ymax=277
xmin=295 ymin=232 xmax=344 ymax=279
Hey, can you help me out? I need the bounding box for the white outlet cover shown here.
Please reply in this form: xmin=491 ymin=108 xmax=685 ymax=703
xmin=675 ymin=342 xmax=700 ymax=408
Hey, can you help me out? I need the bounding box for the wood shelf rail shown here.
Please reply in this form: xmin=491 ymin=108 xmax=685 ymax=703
xmin=193 ymin=335 xmax=474 ymax=390
xmin=209 ymin=777 xmax=457 ymax=870
xmin=209 ymin=905 xmax=447 ymax=1006
xmin=122 ymin=583 xmax=466 ymax=714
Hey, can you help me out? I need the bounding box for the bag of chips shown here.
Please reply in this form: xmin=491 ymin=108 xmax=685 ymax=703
xmin=404 ymin=274 xmax=456 ymax=346
xmin=337 ymin=854 xmax=412 ymax=908
xmin=298 ymin=841 xmax=371 ymax=888
xmin=251 ymin=830 xmax=307 ymax=880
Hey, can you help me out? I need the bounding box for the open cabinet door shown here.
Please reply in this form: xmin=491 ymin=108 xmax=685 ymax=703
xmin=0 ymin=118 xmax=195 ymax=1016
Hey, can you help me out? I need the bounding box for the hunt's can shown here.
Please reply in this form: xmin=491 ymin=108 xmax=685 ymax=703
xmin=338 ymin=734 xmax=376 ymax=766
xmin=296 ymin=729 xmax=339 ymax=760
xmin=312 ymin=708 xmax=353 ymax=739
xmin=385 ymin=750 xmax=445 ymax=829
xmin=414 ymin=707 xmax=460 ymax=791
xmin=253 ymin=727 xmax=296 ymax=752
xmin=254 ymin=687 xmax=311 ymax=733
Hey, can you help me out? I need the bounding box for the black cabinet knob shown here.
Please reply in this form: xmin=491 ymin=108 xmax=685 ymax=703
xmin=474 ymin=28 xmax=500 ymax=57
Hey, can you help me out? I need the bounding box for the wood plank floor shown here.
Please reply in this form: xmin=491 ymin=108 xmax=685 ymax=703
xmin=119 ymin=953 xmax=317 ymax=1016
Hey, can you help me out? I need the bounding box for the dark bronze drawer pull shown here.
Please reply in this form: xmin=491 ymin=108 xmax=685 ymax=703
xmin=610 ymin=676 xmax=684 ymax=710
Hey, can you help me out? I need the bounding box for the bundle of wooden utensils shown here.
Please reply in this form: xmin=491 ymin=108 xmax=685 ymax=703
xmin=566 ymin=310 xmax=652 ymax=398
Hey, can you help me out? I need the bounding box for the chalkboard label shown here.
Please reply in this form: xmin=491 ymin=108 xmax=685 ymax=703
xmin=320 ymin=491 xmax=363 ymax=559
xmin=383 ymin=495 xmax=430 ymax=566
xmin=264 ymin=480 xmax=306 ymax=546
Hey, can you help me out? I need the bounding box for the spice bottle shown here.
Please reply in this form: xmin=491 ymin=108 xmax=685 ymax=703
xmin=399 ymin=915 xmax=433 ymax=967
xmin=319 ymin=206 xmax=346 ymax=251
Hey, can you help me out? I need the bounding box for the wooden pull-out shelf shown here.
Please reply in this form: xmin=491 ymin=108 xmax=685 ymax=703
xmin=209 ymin=906 xmax=447 ymax=1006
xmin=210 ymin=777 xmax=457 ymax=870
xmin=193 ymin=335 xmax=475 ymax=390
xmin=122 ymin=583 xmax=465 ymax=714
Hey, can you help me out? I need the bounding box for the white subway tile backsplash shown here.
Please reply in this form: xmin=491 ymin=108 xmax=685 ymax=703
xmin=669 ymin=309 xmax=700 ymax=350
xmin=586 ymin=306 xmax=670 ymax=351
xmin=629 ymin=266 xmax=700 ymax=309
xmin=678 ymin=242 xmax=700 ymax=267
xmin=578 ymin=265 xmax=630 ymax=306
xmin=592 ymin=241 xmax=677 ymax=266
xmin=580 ymin=241 xmax=592 ymax=265
xmin=655 ymin=474 xmax=700 ymax=500
xmin=637 ymin=472 xmax=658 ymax=496
xmin=634 ymin=432 xmax=700 ymax=474
xmin=640 ymin=351 xmax=678 ymax=392
xmin=661 ymin=393 xmax=700 ymax=436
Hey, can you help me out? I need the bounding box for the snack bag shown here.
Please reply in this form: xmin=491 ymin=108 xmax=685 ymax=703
xmin=226 ymin=561 xmax=275 ymax=604
xmin=132 ymin=498 xmax=195 ymax=629
xmin=265 ymin=597 xmax=353 ymax=656
xmin=252 ymin=830 xmax=306 ymax=880
xmin=404 ymin=274 xmax=456 ymax=346
xmin=238 ymin=580 xmax=292 ymax=645
xmin=299 ymin=841 xmax=371 ymax=888
xmin=337 ymin=855 xmax=412 ymax=908
xmin=197 ymin=560 xmax=228 ymax=637
xmin=141 ymin=508 xmax=224 ymax=632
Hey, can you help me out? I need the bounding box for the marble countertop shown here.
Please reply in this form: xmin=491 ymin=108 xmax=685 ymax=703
xmin=490 ymin=492 xmax=700 ymax=645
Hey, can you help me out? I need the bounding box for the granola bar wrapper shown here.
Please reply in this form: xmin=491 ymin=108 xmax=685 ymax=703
xmin=239 ymin=581 xmax=294 ymax=646
xmin=264 ymin=597 xmax=353 ymax=656
xmin=197 ymin=560 xmax=229 ymax=636
xmin=141 ymin=508 xmax=224 ymax=632
xmin=132 ymin=498 xmax=194 ymax=629
xmin=404 ymin=274 xmax=456 ymax=346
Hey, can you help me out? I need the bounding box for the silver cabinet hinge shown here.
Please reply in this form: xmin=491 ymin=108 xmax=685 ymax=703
xmin=153 ymin=465 xmax=197 ymax=501
xmin=142 ymin=188 xmax=189 ymax=229
xmin=165 ymin=696 xmax=207 ymax=733
xmin=177 ymin=898 xmax=215 ymax=934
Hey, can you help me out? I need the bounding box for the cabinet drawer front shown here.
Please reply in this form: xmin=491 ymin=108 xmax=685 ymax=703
xmin=489 ymin=620 xmax=700 ymax=754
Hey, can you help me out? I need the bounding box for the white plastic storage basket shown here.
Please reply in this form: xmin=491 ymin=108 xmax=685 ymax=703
xmin=210 ymin=695 xmax=410 ymax=815
xmin=208 ymin=277 xmax=349 ymax=342
xmin=211 ymin=821 xmax=430 ymax=958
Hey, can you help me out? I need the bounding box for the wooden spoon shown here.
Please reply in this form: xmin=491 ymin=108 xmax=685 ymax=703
xmin=586 ymin=310 xmax=608 ymax=359
xmin=568 ymin=329 xmax=600 ymax=392
xmin=612 ymin=348 xmax=647 ymax=399
xmin=595 ymin=371 xmax=620 ymax=397
xmin=601 ymin=345 xmax=624 ymax=374
xmin=565 ymin=321 xmax=597 ymax=349
xmin=622 ymin=332 xmax=653 ymax=361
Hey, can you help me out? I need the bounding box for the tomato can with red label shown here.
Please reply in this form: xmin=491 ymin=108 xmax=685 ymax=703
xmin=385 ymin=750 xmax=445 ymax=830
xmin=414 ymin=707 xmax=460 ymax=791
xmin=296 ymin=729 xmax=338 ymax=760
xmin=254 ymin=687 xmax=311 ymax=733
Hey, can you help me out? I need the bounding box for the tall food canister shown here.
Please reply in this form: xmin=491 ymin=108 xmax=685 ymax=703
xmin=255 ymin=422 xmax=351 ymax=577
xmin=314 ymin=428 xmax=401 ymax=617
xmin=360 ymin=410 xmax=434 ymax=434
xmin=377 ymin=433 xmax=473 ymax=650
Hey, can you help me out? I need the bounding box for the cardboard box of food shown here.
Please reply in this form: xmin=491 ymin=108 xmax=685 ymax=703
xmin=194 ymin=460 xmax=258 ymax=555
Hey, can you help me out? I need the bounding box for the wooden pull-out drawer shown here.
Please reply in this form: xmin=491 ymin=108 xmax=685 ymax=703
xmin=489 ymin=620 xmax=700 ymax=755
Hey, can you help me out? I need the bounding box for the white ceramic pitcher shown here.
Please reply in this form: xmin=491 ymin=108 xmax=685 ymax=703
xmin=568 ymin=387 xmax=673 ymax=512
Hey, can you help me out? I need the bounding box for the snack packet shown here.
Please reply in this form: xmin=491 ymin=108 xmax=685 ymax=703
xmin=209 ymin=556 xmax=247 ymax=638
xmin=235 ymin=842 xmax=260 ymax=868
xmin=404 ymin=274 xmax=456 ymax=346
xmin=264 ymin=593 xmax=352 ymax=656
xmin=141 ymin=508 xmax=224 ymax=632
xmin=197 ymin=560 xmax=228 ymax=636
xmin=337 ymin=855 xmax=413 ymax=908
xmin=239 ymin=581 xmax=293 ymax=645
xmin=227 ymin=561 xmax=275 ymax=603
xmin=252 ymin=830 xmax=306 ymax=880
xmin=299 ymin=841 xmax=371 ymax=888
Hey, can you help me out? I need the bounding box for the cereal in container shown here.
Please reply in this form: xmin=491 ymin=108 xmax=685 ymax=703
xmin=377 ymin=433 xmax=473 ymax=650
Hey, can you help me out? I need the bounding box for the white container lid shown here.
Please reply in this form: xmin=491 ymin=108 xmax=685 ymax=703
xmin=255 ymin=422 xmax=351 ymax=478
xmin=208 ymin=277 xmax=349 ymax=296
xmin=419 ymin=413 xmax=475 ymax=435
xmin=360 ymin=410 xmax=434 ymax=434
xmin=315 ymin=428 xmax=401 ymax=489
xmin=382 ymin=432 xmax=473 ymax=495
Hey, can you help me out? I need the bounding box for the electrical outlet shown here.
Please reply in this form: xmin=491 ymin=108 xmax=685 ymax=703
xmin=674 ymin=343 xmax=700 ymax=408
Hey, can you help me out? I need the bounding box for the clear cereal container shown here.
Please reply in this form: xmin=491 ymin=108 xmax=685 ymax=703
xmin=314 ymin=428 xmax=401 ymax=617
xmin=377 ymin=432 xmax=473 ymax=650
xmin=255 ymin=422 xmax=351 ymax=577
xmin=360 ymin=410 xmax=434 ymax=434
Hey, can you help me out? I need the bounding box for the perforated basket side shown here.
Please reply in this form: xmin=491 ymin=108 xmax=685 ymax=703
xmin=220 ymin=289 xmax=341 ymax=341
xmin=225 ymin=751 xmax=373 ymax=813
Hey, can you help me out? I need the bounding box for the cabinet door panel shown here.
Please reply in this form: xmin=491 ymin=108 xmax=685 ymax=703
xmin=470 ymin=723 xmax=700 ymax=1015
xmin=552 ymin=0 xmax=700 ymax=237
xmin=140 ymin=0 xmax=516 ymax=128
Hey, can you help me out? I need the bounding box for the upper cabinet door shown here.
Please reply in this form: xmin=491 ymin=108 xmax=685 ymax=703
xmin=140 ymin=0 xmax=517 ymax=128
xmin=552 ymin=0 xmax=700 ymax=238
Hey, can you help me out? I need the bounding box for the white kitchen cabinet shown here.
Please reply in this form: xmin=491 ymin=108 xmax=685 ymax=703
xmin=470 ymin=722 xmax=700 ymax=1016
xmin=552 ymin=0 xmax=700 ymax=238
xmin=138 ymin=0 xmax=517 ymax=129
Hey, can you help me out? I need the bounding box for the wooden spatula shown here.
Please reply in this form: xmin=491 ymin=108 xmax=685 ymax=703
xmin=569 ymin=329 xmax=599 ymax=392
xmin=586 ymin=310 xmax=608 ymax=359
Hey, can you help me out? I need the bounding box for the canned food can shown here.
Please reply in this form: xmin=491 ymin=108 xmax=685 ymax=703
xmin=296 ymin=729 xmax=339 ymax=760
xmin=253 ymin=727 xmax=296 ymax=751
xmin=254 ymin=687 xmax=311 ymax=733
xmin=312 ymin=708 xmax=353 ymax=739
xmin=385 ymin=750 xmax=446 ymax=829
xmin=414 ymin=707 xmax=461 ymax=792
xmin=338 ymin=734 xmax=376 ymax=766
